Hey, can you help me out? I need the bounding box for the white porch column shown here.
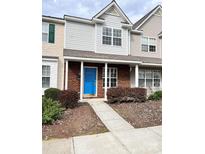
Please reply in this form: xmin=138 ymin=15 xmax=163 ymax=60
xmin=135 ymin=64 xmax=139 ymax=87
xmin=104 ymin=63 xmax=108 ymax=100
xmin=65 ymin=60 xmax=68 ymax=90
xmin=80 ymin=61 xmax=84 ymax=100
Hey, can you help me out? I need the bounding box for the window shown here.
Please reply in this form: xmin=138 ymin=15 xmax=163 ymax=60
xmin=141 ymin=37 xmax=156 ymax=52
xmin=153 ymin=71 xmax=161 ymax=87
xmin=102 ymin=27 xmax=122 ymax=46
xmin=42 ymin=65 xmax=51 ymax=88
xmin=113 ymin=29 xmax=121 ymax=46
xmin=103 ymin=27 xmax=112 ymax=45
xmin=42 ymin=22 xmax=55 ymax=43
xmin=102 ymin=67 xmax=118 ymax=88
xmin=138 ymin=70 xmax=161 ymax=88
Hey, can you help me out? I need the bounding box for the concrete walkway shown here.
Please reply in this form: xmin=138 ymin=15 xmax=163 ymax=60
xmin=43 ymin=99 xmax=162 ymax=154
xmin=86 ymin=98 xmax=134 ymax=132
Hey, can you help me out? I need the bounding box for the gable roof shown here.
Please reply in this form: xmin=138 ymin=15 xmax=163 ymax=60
xmin=133 ymin=5 xmax=162 ymax=30
xmin=92 ymin=0 xmax=132 ymax=25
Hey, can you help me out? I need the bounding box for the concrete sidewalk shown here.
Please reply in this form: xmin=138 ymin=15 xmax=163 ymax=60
xmin=43 ymin=126 xmax=161 ymax=154
xmin=43 ymin=99 xmax=162 ymax=154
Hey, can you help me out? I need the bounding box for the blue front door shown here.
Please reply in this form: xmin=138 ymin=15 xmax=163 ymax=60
xmin=84 ymin=67 xmax=97 ymax=95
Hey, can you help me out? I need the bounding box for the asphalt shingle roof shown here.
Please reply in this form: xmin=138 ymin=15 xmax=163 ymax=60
xmin=64 ymin=49 xmax=161 ymax=64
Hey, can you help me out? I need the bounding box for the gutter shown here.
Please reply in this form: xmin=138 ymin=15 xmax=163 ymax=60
xmin=64 ymin=56 xmax=142 ymax=64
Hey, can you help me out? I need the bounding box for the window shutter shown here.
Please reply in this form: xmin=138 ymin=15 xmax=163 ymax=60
xmin=49 ymin=24 xmax=55 ymax=43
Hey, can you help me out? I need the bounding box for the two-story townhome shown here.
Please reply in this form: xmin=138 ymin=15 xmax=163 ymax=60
xmin=42 ymin=16 xmax=65 ymax=94
xmin=130 ymin=5 xmax=162 ymax=94
xmin=63 ymin=0 xmax=162 ymax=100
xmin=42 ymin=0 xmax=162 ymax=100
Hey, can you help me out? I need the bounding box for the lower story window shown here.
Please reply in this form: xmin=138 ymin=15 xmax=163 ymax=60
xmin=102 ymin=67 xmax=117 ymax=88
xmin=42 ymin=65 xmax=50 ymax=88
xmin=139 ymin=69 xmax=161 ymax=88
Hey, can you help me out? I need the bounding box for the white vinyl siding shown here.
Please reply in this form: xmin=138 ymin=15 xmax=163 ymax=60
xmin=65 ymin=21 xmax=95 ymax=51
xmin=95 ymin=14 xmax=129 ymax=55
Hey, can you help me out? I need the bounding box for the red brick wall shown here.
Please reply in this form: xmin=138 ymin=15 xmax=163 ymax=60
xmin=66 ymin=62 xmax=130 ymax=98
xmin=68 ymin=62 xmax=80 ymax=92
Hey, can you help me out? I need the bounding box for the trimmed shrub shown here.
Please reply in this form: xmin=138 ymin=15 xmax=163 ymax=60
xmin=148 ymin=91 xmax=162 ymax=101
xmin=107 ymin=87 xmax=147 ymax=104
xmin=59 ymin=89 xmax=80 ymax=109
xmin=42 ymin=97 xmax=64 ymax=124
xmin=44 ymin=88 xmax=61 ymax=101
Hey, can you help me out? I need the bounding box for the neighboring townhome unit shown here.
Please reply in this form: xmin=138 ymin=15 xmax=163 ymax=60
xmin=63 ymin=0 xmax=162 ymax=100
xmin=131 ymin=5 xmax=162 ymax=94
xmin=42 ymin=16 xmax=65 ymax=94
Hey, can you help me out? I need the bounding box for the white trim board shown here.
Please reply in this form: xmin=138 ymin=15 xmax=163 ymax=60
xmin=64 ymin=56 xmax=142 ymax=64
xmin=140 ymin=63 xmax=162 ymax=66
xmin=42 ymin=58 xmax=58 ymax=62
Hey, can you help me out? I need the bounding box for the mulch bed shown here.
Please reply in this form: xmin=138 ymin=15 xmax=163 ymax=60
xmin=110 ymin=100 xmax=162 ymax=128
xmin=42 ymin=103 xmax=108 ymax=140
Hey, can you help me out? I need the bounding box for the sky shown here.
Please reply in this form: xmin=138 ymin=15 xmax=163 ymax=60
xmin=43 ymin=0 xmax=162 ymax=23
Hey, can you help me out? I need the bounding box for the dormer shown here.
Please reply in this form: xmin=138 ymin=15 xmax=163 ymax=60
xmin=92 ymin=0 xmax=132 ymax=55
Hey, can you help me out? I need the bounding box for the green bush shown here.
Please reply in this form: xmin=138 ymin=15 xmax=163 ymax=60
xmin=148 ymin=91 xmax=162 ymax=101
xmin=42 ymin=97 xmax=64 ymax=124
xmin=44 ymin=88 xmax=61 ymax=101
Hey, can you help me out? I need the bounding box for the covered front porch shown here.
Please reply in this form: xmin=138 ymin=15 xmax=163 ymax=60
xmin=64 ymin=59 xmax=140 ymax=101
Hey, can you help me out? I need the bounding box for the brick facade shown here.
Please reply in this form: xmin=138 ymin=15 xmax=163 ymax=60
xmin=66 ymin=61 xmax=130 ymax=98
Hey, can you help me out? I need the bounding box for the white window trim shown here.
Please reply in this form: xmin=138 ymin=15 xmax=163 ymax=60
xmin=141 ymin=36 xmax=157 ymax=52
xmin=102 ymin=67 xmax=118 ymax=88
xmin=42 ymin=65 xmax=51 ymax=88
xmin=139 ymin=69 xmax=161 ymax=88
xmin=102 ymin=26 xmax=122 ymax=47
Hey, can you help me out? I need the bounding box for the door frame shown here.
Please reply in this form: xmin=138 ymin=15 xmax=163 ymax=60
xmin=84 ymin=66 xmax=98 ymax=97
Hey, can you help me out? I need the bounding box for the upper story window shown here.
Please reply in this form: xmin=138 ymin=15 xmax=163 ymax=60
xmin=141 ymin=37 xmax=156 ymax=52
xmin=42 ymin=22 xmax=55 ymax=43
xmin=102 ymin=27 xmax=122 ymax=46
xmin=42 ymin=65 xmax=51 ymax=88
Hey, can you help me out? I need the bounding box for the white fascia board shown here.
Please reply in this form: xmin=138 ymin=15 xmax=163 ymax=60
xmin=136 ymin=6 xmax=162 ymax=29
xmin=64 ymin=16 xmax=93 ymax=24
xmin=131 ymin=30 xmax=143 ymax=34
xmin=92 ymin=18 xmax=105 ymax=24
xmin=140 ymin=63 xmax=162 ymax=66
xmin=42 ymin=58 xmax=59 ymax=62
xmin=64 ymin=56 xmax=142 ymax=64
xmin=122 ymin=24 xmax=132 ymax=29
xmin=42 ymin=17 xmax=64 ymax=24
